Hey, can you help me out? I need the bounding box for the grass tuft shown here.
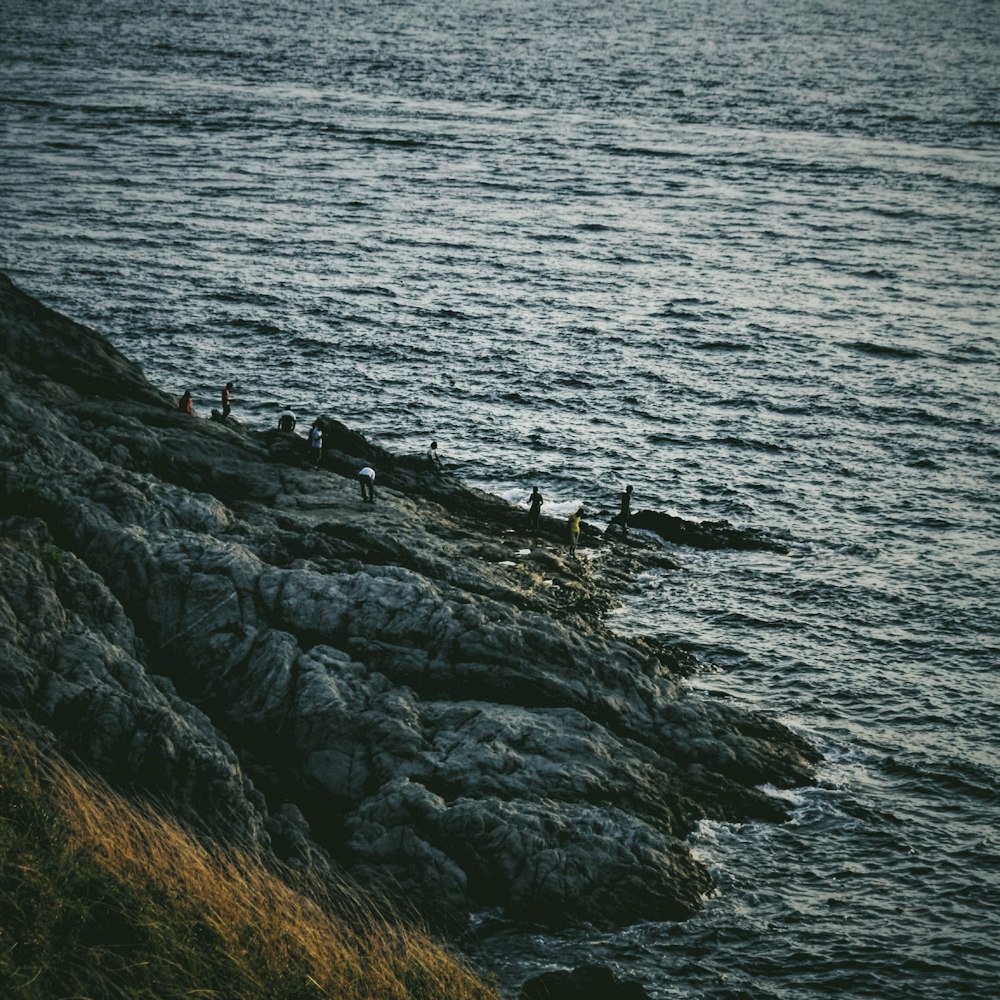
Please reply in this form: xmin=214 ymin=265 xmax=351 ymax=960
xmin=0 ymin=719 xmax=498 ymax=999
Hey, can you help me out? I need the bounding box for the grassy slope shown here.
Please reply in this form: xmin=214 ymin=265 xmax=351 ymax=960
xmin=0 ymin=720 xmax=498 ymax=1000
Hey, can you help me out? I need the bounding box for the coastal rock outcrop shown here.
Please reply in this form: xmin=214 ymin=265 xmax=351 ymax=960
xmin=610 ymin=509 xmax=791 ymax=553
xmin=0 ymin=272 xmax=817 ymax=929
xmin=521 ymin=964 xmax=651 ymax=1000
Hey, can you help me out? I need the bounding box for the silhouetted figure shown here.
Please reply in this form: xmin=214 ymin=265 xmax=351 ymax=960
xmin=278 ymin=407 xmax=296 ymax=432
xmin=527 ymin=486 xmax=543 ymax=534
xmin=358 ymin=466 xmax=376 ymax=503
xmin=221 ymin=381 xmax=234 ymax=418
xmin=308 ymin=420 xmax=323 ymax=467
xmin=427 ymin=440 xmax=443 ymax=473
xmin=568 ymin=508 xmax=583 ymax=557
xmin=178 ymin=390 xmax=193 ymax=415
xmin=618 ymin=484 xmax=634 ymax=537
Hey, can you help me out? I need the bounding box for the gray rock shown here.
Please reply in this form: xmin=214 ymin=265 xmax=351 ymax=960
xmin=521 ymin=964 xmax=651 ymax=1000
xmin=0 ymin=271 xmax=818 ymax=931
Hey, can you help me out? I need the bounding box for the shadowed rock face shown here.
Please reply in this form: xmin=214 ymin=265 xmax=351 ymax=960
xmin=0 ymin=272 xmax=818 ymax=929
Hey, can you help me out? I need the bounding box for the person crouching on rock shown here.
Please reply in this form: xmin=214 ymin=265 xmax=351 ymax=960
xmin=427 ymin=440 xmax=443 ymax=473
xmin=358 ymin=466 xmax=376 ymax=503
xmin=278 ymin=407 xmax=296 ymax=432
xmin=568 ymin=507 xmax=583 ymax=557
xmin=178 ymin=390 xmax=193 ymax=415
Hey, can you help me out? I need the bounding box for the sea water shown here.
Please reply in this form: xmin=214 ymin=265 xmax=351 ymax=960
xmin=2 ymin=1 xmax=999 ymax=996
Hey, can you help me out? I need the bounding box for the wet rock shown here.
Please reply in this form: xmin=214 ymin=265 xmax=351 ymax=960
xmin=0 ymin=271 xmax=818 ymax=931
xmin=628 ymin=508 xmax=790 ymax=553
xmin=521 ymin=964 xmax=651 ymax=999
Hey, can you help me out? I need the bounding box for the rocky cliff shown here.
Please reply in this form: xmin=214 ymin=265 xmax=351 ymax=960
xmin=0 ymin=272 xmax=817 ymax=931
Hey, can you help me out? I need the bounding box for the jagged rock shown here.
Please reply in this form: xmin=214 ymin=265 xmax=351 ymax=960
xmin=626 ymin=508 xmax=791 ymax=553
xmin=0 ymin=271 xmax=818 ymax=930
xmin=521 ymin=964 xmax=651 ymax=999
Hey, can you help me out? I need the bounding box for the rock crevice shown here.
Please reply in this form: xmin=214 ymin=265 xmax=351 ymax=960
xmin=0 ymin=272 xmax=818 ymax=929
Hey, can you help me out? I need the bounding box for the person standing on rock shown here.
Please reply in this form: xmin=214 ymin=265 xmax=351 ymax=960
xmin=358 ymin=466 xmax=376 ymax=503
xmin=618 ymin=484 xmax=634 ymax=538
xmin=308 ymin=420 xmax=323 ymax=467
xmin=568 ymin=507 xmax=583 ymax=557
xmin=221 ymin=381 xmax=234 ymax=418
xmin=427 ymin=440 xmax=443 ymax=473
xmin=527 ymin=486 xmax=543 ymax=535
xmin=278 ymin=407 xmax=296 ymax=432
xmin=308 ymin=420 xmax=323 ymax=464
xmin=178 ymin=390 xmax=193 ymax=415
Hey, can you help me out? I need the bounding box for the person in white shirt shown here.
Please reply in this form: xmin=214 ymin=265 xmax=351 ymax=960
xmin=427 ymin=440 xmax=443 ymax=473
xmin=308 ymin=421 xmax=323 ymax=467
xmin=358 ymin=466 xmax=376 ymax=502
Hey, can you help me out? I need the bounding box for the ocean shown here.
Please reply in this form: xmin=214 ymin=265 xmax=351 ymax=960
xmin=2 ymin=0 xmax=998 ymax=996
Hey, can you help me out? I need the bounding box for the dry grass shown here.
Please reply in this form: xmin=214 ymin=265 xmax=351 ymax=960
xmin=0 ymin=719 xmax=498 ymax=999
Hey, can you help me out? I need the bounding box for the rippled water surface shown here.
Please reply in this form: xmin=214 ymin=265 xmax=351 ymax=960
xmin=2 ymin=1 xmax=999 ymax=996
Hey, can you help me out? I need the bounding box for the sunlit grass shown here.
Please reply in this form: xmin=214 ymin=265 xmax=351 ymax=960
xmin=0 ymin=719 xmax=497 ymax=999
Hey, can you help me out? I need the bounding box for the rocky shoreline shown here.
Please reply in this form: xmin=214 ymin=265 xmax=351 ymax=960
xmin=0 ymin=271 xmax=818 ymax=933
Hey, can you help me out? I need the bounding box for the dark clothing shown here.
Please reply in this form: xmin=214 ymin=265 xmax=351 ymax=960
xmin=359 ymin=469 xmax=376 ymax=502
xmin=528 ymin=490 xmax=543 ymax=532
xmin=618 ymin=488 xmax=633 ymax=536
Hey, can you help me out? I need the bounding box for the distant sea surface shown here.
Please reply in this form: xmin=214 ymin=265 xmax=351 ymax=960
xmin=3 ymin=1 xmax=999 ymax=996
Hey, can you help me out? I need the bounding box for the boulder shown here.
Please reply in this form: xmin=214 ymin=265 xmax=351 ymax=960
xmin=627 ymin=508 xmax=790 ymax=553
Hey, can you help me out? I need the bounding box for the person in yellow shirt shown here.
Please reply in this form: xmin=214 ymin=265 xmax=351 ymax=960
xmin=567 ymin=508 xmax=583 ymax=557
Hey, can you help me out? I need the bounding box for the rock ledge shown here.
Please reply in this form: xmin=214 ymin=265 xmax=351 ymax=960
xmin=0 ymin=272 xmax=817 ymax=929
